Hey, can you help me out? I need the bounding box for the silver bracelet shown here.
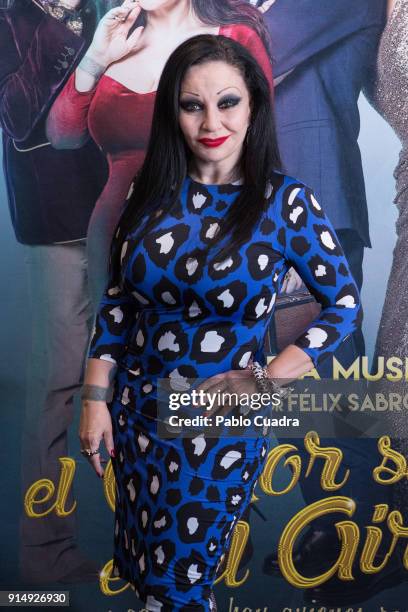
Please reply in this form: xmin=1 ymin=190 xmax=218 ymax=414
xmin=247 ymin=361 xmax=291 ymax=400
xmin=78 ymin=55 xmax=106 ymax=80
xmin=81 ymin=384 xmax=113 ymax=403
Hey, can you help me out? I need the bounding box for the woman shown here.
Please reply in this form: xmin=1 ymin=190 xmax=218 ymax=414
xmin=364 ymin=0 xmax=408 ymax=512
xmin=79 ymin=34 xmax=361 ymax=610
xmin=46 ymin=0 xmax=272 ymax=306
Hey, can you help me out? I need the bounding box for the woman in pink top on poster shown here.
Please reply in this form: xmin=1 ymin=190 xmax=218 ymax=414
xmin=47 ymin=0 xmax=273 ymax=306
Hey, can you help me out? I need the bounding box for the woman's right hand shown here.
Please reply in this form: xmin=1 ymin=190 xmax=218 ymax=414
xmin=79 ymin=400 xmax=115 ymax=478
xmin=86 ymin=0 xmax=144 ymax=70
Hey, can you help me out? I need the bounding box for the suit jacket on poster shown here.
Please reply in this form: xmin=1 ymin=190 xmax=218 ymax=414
xmin=262 ymin=0 xmax=387 ymax=247
xmin=0 ymin=0 xmax=107 ymax=244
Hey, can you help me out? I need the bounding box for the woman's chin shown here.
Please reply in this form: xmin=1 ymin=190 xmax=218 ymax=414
xmin=138 ymin=0 xmax=170 ymax=12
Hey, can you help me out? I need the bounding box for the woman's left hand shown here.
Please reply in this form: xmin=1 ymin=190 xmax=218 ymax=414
xmin=194 ymin=368 xmax=258 ymax=418
xmin=86 ymin=0 xmax=144 ymax=69
xmin=79 ymin=399 xmax=114 ymax=478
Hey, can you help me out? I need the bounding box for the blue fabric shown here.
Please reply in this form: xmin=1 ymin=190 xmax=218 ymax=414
xmin=263 ymin=0 xmax=387 ymax=246
xmin=90 ymin=174 xmax=361 ymax=369
xmin=87 ymin=174 xmax=361 ymax=609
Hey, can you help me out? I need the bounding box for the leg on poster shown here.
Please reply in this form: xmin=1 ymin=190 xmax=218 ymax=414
xmin=19 ymin=240 xmax=98 ymax=583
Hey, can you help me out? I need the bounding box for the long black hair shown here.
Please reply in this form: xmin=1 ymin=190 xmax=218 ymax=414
xmin=98 ymin=0 xmax=270 ymax=53
xmin=110 ymin=34 xmax=281 ymax=286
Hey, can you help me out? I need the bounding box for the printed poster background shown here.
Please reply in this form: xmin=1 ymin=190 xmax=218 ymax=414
xmin=1 ymin=1 xmax=408 ymax=610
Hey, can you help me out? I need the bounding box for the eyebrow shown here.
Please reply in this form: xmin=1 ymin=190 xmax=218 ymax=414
xmin=180 ymin=86 xmax=242 ymax=97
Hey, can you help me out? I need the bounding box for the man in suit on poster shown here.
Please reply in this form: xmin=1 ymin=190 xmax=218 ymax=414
xmin=247 ymin=0 xmax=403 ymax=602
xmin=258 ymin=0 xmax=387 ymax=351
xmin=0 ymin=0 xmax=107 ymax=583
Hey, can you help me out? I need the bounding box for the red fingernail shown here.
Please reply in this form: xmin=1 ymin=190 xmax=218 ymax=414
xmin=110 ymin=449 xmax=116 ymax=458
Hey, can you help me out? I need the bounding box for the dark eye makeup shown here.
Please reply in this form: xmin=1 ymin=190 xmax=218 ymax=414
xmin=179 ymin=99 xmax=203 ymax=112
xmin=179 ymin=96 xmax=242 ymax=112
xmin=218 ymin=95 xmax=242 ymax=109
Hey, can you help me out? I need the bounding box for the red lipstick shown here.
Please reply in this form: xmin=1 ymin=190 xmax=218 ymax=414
xmin=197 ymin=136 xmax=230 ymax=148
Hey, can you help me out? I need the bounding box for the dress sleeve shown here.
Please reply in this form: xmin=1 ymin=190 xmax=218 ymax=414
xmin=88 ymin=236 xmax=138 ymax=365
xmin=46 ymin=71 xmax=97 ymax=149
xmin=271 ymin=183 xmax=362 ymax=367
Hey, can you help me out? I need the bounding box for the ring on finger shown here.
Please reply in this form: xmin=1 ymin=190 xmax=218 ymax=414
xmin=80 ymin=448 xmax=100 ymax=457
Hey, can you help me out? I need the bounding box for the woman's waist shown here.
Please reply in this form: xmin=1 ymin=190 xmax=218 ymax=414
xmin=117 ymin=331 xmax=265 ymax=380
xmin=117 ymin=350 xmax=256 ymax=377
xmin=123 ymin=314 xmax=265 ymax=359
xmin=93 ymin=154 xmax=144 ymax=207
xmin=114 ymin=356 xmax=272 ymax=434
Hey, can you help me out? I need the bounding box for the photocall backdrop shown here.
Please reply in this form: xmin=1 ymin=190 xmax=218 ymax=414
xmin=0 ymin=1 xmax=407 ymax=610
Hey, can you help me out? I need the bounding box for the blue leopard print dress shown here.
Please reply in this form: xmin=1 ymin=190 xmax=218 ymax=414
xmin=88 ymin=172 xmax=361 ymax=611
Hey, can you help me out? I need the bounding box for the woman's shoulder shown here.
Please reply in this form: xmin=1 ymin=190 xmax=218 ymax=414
xmin=270 ymin=170 xmax=307 ymax=189
xmin=267 ymin=172 xmax=323 ymax=220
xmin=268 ymin=171 xmax=309 ymax=202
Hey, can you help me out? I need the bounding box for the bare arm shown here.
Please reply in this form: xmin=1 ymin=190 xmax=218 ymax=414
xmin=387 ymin=0 xmax=396 ymax=19
xmin=266 ymin=344 xmax=313 ymax=380
xmin=74 ymin=0 xmax=144 ymax=93
xmin=79 ymin=268 xmax=137 ymax=477
xmin=84 ymin=357 xmax=117 ymax=388
xmin=79 ymin=359 xmax=117 ymax=477
xmin=46 ymin=1 xmax=144 ymax=148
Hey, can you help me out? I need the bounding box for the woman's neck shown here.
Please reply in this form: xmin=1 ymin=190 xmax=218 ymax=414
xmin=189 ymin=160 xmax=243 ymax=185
xmin=144 ymin=0 xmax=202 ymax=35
